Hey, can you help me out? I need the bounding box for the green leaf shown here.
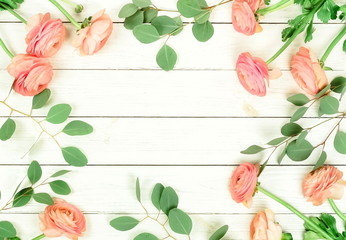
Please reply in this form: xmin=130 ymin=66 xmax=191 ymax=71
xmin=290 ymin=107 xmax=308 ymax=122
xmin=177 ymin=0 xmax=204 ymax=17
xmin=195 ymin=10 xmax=211 ymax=24
xmin=32 ymin=89 xmax=51 ymax=109
xmin=315 ymin=84 xmax=330 ymax=98
xmin=33 ymin=193 xmax=54 ymax=205
xmin=192 ymin=21 xmax=214 ymax=42
xmin=133 ymin=24 xmax=160 ymax=43
xmin=62 ymin=120 xmax=93 ymax=136
xmin=0 ymin=221 xmax=16 ymax=238
xmin=313 ymin=151 xmax=327 ymax=170
xmin=152 ymin=16 xmax=178 ymax=35
xmin=133 ymin=0 xmax=152 ymax=8
xmin=331 ymin=76 xmax=346 ymax=99
xmin=136 ymin=178 xmax=141 ymax=202
xmin=143 ymin=8 xmax=158 ymax=23
xmin=281 ymin=123 xmax=303 ymax=137
xmin=281 ymin=233 xmax=293 ymax=240
xmin=168 ymin=208 xmax=193 ymax=235
xmin=267 ymin=137 xmax=288 ymax=146
xmin=51 ymin=170 xmax=71 ymax=178
xmin=296 ymin=130 xmax=308 ymax=145
xmin=334 ymin=131 xmax=346 ymax=154
xmin=156 ymin=44 xmax=177 ymax=71
xmin=317 ymin=0 xmax=339 ymax=23
xmin=49 ymin=180 xmax=71 ymax=195
xmin=240 ymin=145 xmax=265 ymax=154
xmin=343 ymin=39 xmax=346 ymax=53
xmin=124 ymin=11 xmax=144 ymax=30
xmin=287 ymin=93 xmax=310 ymax=106
xmin=134 ymin=233 xmax=159 ymax=240
xmin=13 ymin=187 xmax=33 ymax=207
xmin=61 ymin=147 xmax=88 ymax=167
xmin=286 ymin=139 xmax=314 ymax=161
xmin=209 ymin=225 xmax=229 ymax=240
xmin=0 ymin=118 xmax=16 ymax=141
xmin=319 ymin=96 xmax=339 ymax=115
xmin=46 ymin=104 xmax=72 ymax=124
xmin=110 ymin=216 xmax=140 ymax=231
xmin=118 ymin=3 xmax=138 ymax=18
xmin=0 ymin=0 xmax=23 ymax=10
xmin=151 ymin=183 xmax=164 ymax=210
xmin=304 ymin=231 xmax=323 ymax=240
xmin=277 ymin=146 xmax=287 ymax=164
xmin=160 ymin=187 xmax=179 ymax=215
xmin=28 ymin=160 xmax=42 ymax=185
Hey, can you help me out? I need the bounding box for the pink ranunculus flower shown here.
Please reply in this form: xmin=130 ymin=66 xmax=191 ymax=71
xmin=232 ymin=0 xmax=262 ymax=36
xmin=290 ymin=47 xmax=328 ymax=95
xmin=72 ymin=9 xmax=113 ymax=56
xmin=250 ymin=209 xmax=283 ymax=240
xmin=230 ymin=162 xmax=259 ymax=208
xmin=245 ymin=0 xmax=265 ymax=12
xmin=7 ymin=54 xmax=53 ymax=96
xmin=236 ymin=52 xmax=269 ymax=96
xmin=39 ymin=198 xmax=86 ymax=240
xmin=303 ymin=166 xmax=346 ymax=206
xmin=26 ymin=13 xmax=66 ymax=58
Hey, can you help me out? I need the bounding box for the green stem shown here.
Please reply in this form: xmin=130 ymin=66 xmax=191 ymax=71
xmin=257 ymin=0 xmax=294 ymax=16
xmin=0 ymin=38 xmax=14 ymax=58
xmin=328 ymin=199 xmax=346 ymax=222
xmin=31 ymin=234 xmax=45 ymax=240
xmin=320 ymin=25 xmax=346 ymax=63
xmin=257 ymin=185 xmax=334 ymax=240
xmin=48 ymin=0 xmax=81 ymax=29
xmin=0 ymin=3 xmax=27 ymax=23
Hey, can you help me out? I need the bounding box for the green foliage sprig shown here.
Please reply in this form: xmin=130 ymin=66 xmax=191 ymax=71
xmin=242 ymin=76 xmax=346 ymax=170
xmin=110 ymin=178 xmax=229 ymax=240
xmin=0 ymin=89 xmax=93 ymax=167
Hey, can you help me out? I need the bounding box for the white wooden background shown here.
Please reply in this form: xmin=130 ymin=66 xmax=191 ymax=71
xmin=0 ymin=0 xmax=345 ymax=239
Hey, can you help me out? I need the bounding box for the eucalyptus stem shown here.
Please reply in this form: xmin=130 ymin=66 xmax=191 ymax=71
xmin=0 ymin=38 xmax=14 ymax=58
xmin=257 ymin=185 xmax=334 ymax=240
xmin=257 ymin=0 xmax=294 ymax=16
xmin=328 ymin=199 xmax=346 ymax=222
xmin=320 ymin=25 xmax=346 ymax=63
xmin=0 ymin=3 xmax=27 ymax=23
xmin=48 ymin=0 xmax=81 ymax=29
xmin=31 ymin=234 xmax=45 ymax=240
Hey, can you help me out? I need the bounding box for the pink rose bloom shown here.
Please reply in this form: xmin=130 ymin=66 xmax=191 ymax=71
xmin=7 ymin=54 xmax=53 ymax=96
xmin=232 ymin=0 xmax=262 ymax=36
xmin=290 ymin=47 xmax=328 ymax=95
xmin=303 ymin=166 xmax=346 ymax=206
xmin=39 ymin=198 xmax=86 ymax=240
xmin=72 ymin=9 xmax=113 ymax=56
xmin=26 ymin=13 xmax=66 ymax=58
xmin=236 ymin=52 xmax=269 ymax=96
xmin=245 ymin=0 xmax=265 ymax=12
xmin=230 ymin=162 xmax=259 ymax=208
xmin=250 ymin=209 xmax=283 ymax=240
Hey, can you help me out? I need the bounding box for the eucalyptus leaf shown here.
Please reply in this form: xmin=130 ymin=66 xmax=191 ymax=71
xmin=0 ymin=221 xmax=16 ymax=238
xmin=28 ymin=160 xmax=42 ymax=185
xmin=13 ymin=187 xmax=33 ymax=207
xmin=118 ymin=3 xmax=138 ymax=18
xmin=51 ymin=170 xmax=71 ymax=178
xmin=61 ymin=147 xmax=88 ymax=167
xmin=286 ymin=139 xmax=314 ymax=161
xmin=177 ymin=0 xmax=204 ymax=17
xmin=49 ymin=180 xmax=71 ymax=195
xmin=124 ymin=11 xmax=144 ymax=30
xmin=195 ymin=10 xmax=211 ymax=24
xmin=241 ymin=145 xmax=265 ymax=154
xmin=315 ymin=84 xmax=330 ymax=98
xmin=151 ymin=183 xmax=164 ymax=210
xmin=134 ymin=233 xmax=158 ymax=240
xmin=152 ymin=16 xmax=179 ymax=35
xmin=156 ymin=44 xmax=177 ymax=71
xmin=46 ymin=104 xmax=72 ymax=124
xmin=331 ymin=77 xmax=346 ymax=93
xmin=62 ymin=120 xmax=93 ymax=136
xmin=209 ymin=225 xmax=229 ymax=240
xmin=33 ymin=193 xmax=54 ymax=205
xmin=267 ymin=137 xmax=288 ymax=146
xmin=277 ymin=145 xmax=287 ymax=164
xmin=334 ymin=131 xmax=346 ymax=154
xmin=281 ymin=123 xmax=303 ymax=136
xmin=168 ymin=208 xmax=192 ymax=235
xmin=171 ymin=17 xmax=183 ymax=36
xmin=133 ymin=24 xmax=160 ymax=43
xmin=0 ymin=118 xmax=16 ymax=141
xmin=32 ymin=89 xmax=51 ymax=109
xmin=143 ymin=8 xmax=158 ymax=23
xmin=287 ymin=93 xmax=310 ymax=106
xmin=133 ymin=0 xmax=152 ymax=8
xmin=136 ymin=178 xmax=141 ymax=202
xmin=110 ymin=216 xmax=140 ymax=231
xmin=290 ymin=107 xmax=308 ymax=122
xmin=160 ymin=187 xmax=179 ymax=215
xmin=319 ymin=96 xmax=339 ymax=115
xmin=192 ymin=21 xmax=214 ymax=42
xmin=313 ymin=151 xmax=327 ymax=170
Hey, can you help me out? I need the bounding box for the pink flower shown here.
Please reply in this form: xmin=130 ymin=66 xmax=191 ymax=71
xmin=290 ymin=47 xmax=328 ymax=95
xmin=230 ymin=162 xmax=259 ymax=208
xmin=39 ymin=198 xmax=86 ymax=240
xmin=232 ymin=0 xmax=262 ymax=36
xmin=7 ymin=54 xmax=53 ymax=96
xmin=303 ymin=166 xmax=346 ymax=206
xmin=26 ymin=13 xmax=66 ymax=58
xmin=245 ymin=0 xmax=265 ymax=12
xmin=236 ymin=52 xmax=269 ymax=96
xmin=72 ymin=9 xmax=113 ymax=56
xmin=250 ymin=209 xmax=283 ymax=240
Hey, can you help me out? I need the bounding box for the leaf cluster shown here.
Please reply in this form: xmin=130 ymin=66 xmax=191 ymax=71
xmin=304 ymin=214 xmax=346 ymax=240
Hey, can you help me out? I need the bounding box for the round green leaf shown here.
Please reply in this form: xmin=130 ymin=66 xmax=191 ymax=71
xmin=192 ymin=21 xmax=214 ymax=42
xmin=124 ymin=11 xmax=144 ymax=30
xmin=287 ymin=93 xmax=310 ymax=106
xmin=177 ymin=0 xmax=203 ymax=17
xmin=118 ymin=3 xmax=138 ymax=18
xmin=151 ymin=183 xmax=164 ymax=210
xmin=133 ymin=0 xmax=152 ymax=8
xmin=334 ymin=131 xmax=346 ymax=154
xmin=331 ymin=77 xmax=346 ymax=93
xmin=209 ymin=225 xmax=229 ymax=240
xmin=33 ymin=193 xmax=54 ymax=205
xmin=195 ymin=10 xmax=211 ymax=24
xmin=281 ymin=123 xmax=303 ymax=136
xmin=319 ymin=96 xmax=339 ymax=115
xmin=13 ymin=187 xmax=33 ymax=207
xmin=32 ymin=89 xmax=51 ymax=109
xmin=46 ymin=104 xmax=72 ymax=124
xmin=49 ymin=180 xmax=71 ymax=195
xmin=241 ymin=145 xmax=264 ymax=154
xmin=61 ymin=147 xmax=88 ymax=167
xmin=168 ymin=208 xmax=192 ymax=235
xmin=286 ymin=139 xmax=314 ymax=161
xmin=290 ymin=107 xmax=308 ymax=122
xmin=133 ymin=24 xmax=160 ymax=43
xmin=143 ymin=8 xmax=158 ymax=23
xmin=152 ymin=16 xmax=179 ymax=35
xmin=134 ymin=233 xmax=158 ymax=240
xmin=156 ymin=44 xmax=177 ymax=71
xmin=160 ymin=187 xmax=179 ymax=215
xmin=28 ymin=160 xmax=42 ymax=185
xmin=0 ymin=221 xmax=16 ymax=238
xmin=110 ymin=216 xmax=140 ymax=231
xmin=62 ymin=120 xmax=93 ymax=136
xmin=0 ymin=118 xmax=16 ymax=141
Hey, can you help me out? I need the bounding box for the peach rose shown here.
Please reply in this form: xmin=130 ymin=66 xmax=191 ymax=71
xmin=72 ymin=9 xmax=113 ymax=56
xmin=230 ymin=162 xmax=259 ymax=208
xmin=250 ymin=209 xmax=283 ymax=240
xmin=7 ymin=54 xmax=53 ymax=96
xmin=290 ymin=47 xmax=328 ymax=95
xmin=39 ymin=198 xmax=86 ymax=240
xmin=232 ymin=0 xmax=262 ymax=36
xmin=303 ymin=166 xmax=346 ymax=206
xmin=236 ymin=52 xmax=269 ymax=96
xmin=26 ymin=13 xmax=66 ymax=58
